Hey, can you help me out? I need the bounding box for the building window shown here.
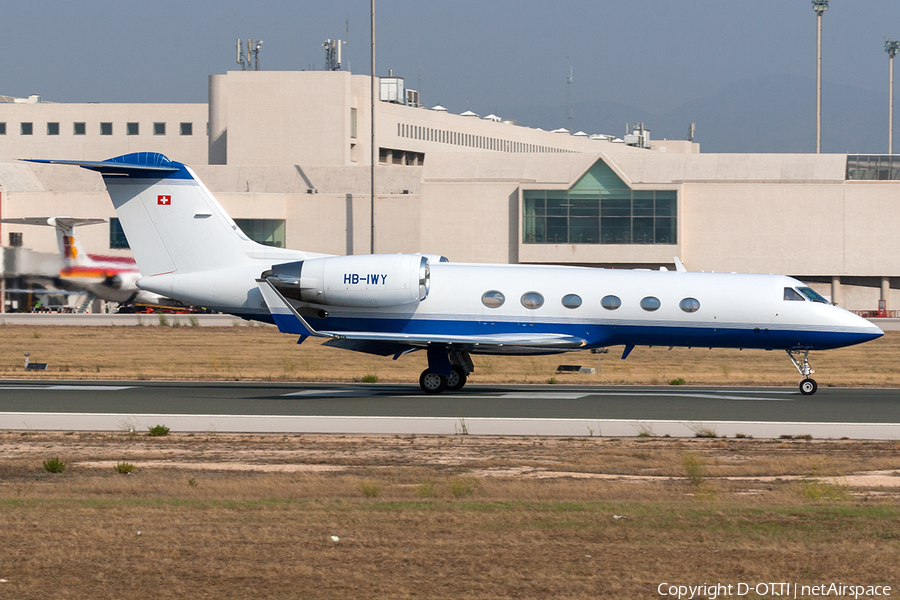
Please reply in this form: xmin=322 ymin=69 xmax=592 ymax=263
xmin=523 ymin=160 xmax=676 ymax=245
xmin=379 ymin=148 xmax=389 ymax=164
xmin=350 ymin=108 xmax=357 ymax=139
xmin=109 ymin=218 xmax=130 ymax=249
xmin=73 ymin=122 xmax=86 ymax=135
xmin=9 ymin=232 xmax=23 ymax=247
xmin=21 ymin=122 xmax=33 ymax=135
xmin=846 ymin=155 xmax=900 ymax=180
xmin=180 ymin=122 xmax=192 ymax=135
xmin=47 ymin=122 xmax=60 ymax=135
xmin=127 ymin=122 xmax=139 ymax=136
xmin=154 ymin=122 xmax=166 ymax=135
xmin=100 ymin=122 xmax=113 ymax=135
xmin=0 ymin=122 xmax=5 ymax=135
xmin=234 ymin=219 xmax=286 ymax=248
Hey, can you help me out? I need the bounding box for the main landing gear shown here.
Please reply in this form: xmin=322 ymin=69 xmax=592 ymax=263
xmin=786 ymin=350 xmax=817 ymax=395
xmin=418 ymin=348 xmax=472 ymax=394
xmin=419 ymin=365 xmax=468 ymax=394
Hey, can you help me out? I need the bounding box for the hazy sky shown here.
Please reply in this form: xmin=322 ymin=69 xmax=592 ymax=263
xmin=3 ymin=1 xmax=899 ymax=150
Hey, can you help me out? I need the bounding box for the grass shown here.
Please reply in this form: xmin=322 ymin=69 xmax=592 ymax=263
xmin=147 ymin=424 xmax=170 ymax=437
xmin=0 ymin=433 xmax=898 ymax=598
xmin=42 ymin=456 xmax=66 ymax=473
xmin=0 ymin=324 xmax=898 ymax=387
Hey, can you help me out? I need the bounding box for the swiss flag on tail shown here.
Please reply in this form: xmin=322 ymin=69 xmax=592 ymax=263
xmin=158 ymin=195 xmax=171 ymax=205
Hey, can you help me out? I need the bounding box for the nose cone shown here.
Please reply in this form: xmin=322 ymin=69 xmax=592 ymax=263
xmin=836 ymin=309 xmax=884 ymax=347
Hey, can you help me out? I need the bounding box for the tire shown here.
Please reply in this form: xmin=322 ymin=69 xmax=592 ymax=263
xmin=799 ymin=378 xmax=817 ymax=395
xmin=446 ymin=366 xmax=467 ymax=391
xmin=419 ymin=369 xmax=447 ymax=394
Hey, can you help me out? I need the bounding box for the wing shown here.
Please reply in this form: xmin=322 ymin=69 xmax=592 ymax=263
xmin=256 ymin=279 xmax=588 ymax=352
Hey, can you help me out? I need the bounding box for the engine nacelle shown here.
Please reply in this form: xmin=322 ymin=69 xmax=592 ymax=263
xmin=265 ymin=254 xmax=431 ymax=308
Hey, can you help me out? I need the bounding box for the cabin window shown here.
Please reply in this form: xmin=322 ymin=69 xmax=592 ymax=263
xmin=481 ymin=290 xmax=505 ymax=308
xmin=783 ymin=288 xmax=805 ymax=301
xmin=640 ymin=296 xmax=661 ymax=311
xmin=520 ymin=292 xmax=544 ymax=309
xmin=679 ymin=298 xmax=701 ymax=313
xmin=561 ymin=294 xmax=582 ymax=309
xmin=600 ymin=295 xmax=621 ymax=310
xmin=797 ymin=286 xmax=829 ymax=304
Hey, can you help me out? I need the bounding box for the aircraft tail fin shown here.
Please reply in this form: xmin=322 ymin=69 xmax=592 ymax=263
xmin=24 ymin=153 xmax=263 ymax=276
xmin=0 ymin=216 xmax=105 ymax=268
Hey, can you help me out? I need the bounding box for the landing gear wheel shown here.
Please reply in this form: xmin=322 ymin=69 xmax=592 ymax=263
xmin=446 ymin=366 xmax=468 ymax=391
xmin=799 ymin=378 xmax=817 ymax=395
xmin=419 ymin=369 xmax=447 ymax=394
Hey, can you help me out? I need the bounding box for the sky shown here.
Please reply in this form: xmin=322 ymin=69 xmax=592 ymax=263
xmin=3 ymin=1 xmax=899 ymax=153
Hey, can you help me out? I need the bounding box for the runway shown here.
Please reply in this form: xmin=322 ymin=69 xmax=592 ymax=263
xmin=1 ymin=380 xmax=898 ymax=439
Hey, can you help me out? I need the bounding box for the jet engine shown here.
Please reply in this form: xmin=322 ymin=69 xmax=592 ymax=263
xmin=264 ymin=254 xmax=431 ymax=308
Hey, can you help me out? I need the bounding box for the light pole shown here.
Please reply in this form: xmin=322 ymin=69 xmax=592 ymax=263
xmin=370 ymin=0 xmax=376 ymax=254
xmin=813 ymin=0 xmax=828 ymax=153
xmin=887 ymin=40 xmax=900 ymax=153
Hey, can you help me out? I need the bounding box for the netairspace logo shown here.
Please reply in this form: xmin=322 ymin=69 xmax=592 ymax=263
xmin=657 ymin=582 xmax=893 ymax=599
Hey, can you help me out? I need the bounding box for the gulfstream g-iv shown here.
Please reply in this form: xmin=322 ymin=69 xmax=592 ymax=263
xmin=26 ymin=153 xmax=883 ymax=395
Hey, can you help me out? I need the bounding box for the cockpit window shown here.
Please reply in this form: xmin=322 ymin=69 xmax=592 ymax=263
xmin=797 ymin=286 xmax=829 ymax=304
xmin=783 ymin=287 xmax=805 ymax=301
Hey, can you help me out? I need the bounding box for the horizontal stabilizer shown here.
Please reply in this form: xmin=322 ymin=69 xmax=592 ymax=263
xmin=23 ymin=153 xmax=180 ymax=176
xmin=257 ymin=279 xmax=588 ymax=350
xmin=0 ymin=217 xmax=106 ymax=229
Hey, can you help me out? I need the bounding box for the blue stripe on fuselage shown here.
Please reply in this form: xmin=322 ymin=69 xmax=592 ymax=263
xmin=238 ymin=311 xmax=880 ymax=351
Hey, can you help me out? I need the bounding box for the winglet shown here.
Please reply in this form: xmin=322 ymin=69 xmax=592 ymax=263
xmin=674 ymin=257 xmax=687 ymax=272
xmin=256 ymin=279 xmax=330 ymax=338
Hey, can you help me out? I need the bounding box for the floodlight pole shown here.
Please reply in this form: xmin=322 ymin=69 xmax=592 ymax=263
xmin=887 ymin=40 xmax=900 ymax=153
xmin=370 ymin=0 xmax=376 ymax=254
xmin=813 ymin=0 xmax=828 ymax=154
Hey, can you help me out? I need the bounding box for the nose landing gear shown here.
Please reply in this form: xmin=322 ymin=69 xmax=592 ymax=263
xmin=787 ymin=350 xmax=817 ymax=395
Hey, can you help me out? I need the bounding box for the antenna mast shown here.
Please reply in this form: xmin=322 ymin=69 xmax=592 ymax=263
xmin=237 ymin=38 xmax=262 ymax=70
xmin=237 ymin=38 xmax=247 ymax=70
xmin=324 ymin=39 xmax=342 ymax=71
xmin=566 ymin=61 xmax=573 ymax=126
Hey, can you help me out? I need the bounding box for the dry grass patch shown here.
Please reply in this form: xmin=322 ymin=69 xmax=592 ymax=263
xmin=0 ymin=324 xmax=898 ymax=387
xmin=1 ymin=433 xmax=899 ymax=598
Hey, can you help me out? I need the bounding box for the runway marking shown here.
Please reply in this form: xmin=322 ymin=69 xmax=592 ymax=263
xmin=282 ymin=388 xmax=377 ymax=398
xmin=0 ymin=385 xmax=136 ymax=391
xmin=280 ymin=389 xmax=794 ymax=402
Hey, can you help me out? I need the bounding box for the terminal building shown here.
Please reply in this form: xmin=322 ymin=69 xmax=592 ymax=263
xmin=1 ymin=70 xmax=899 ymax=312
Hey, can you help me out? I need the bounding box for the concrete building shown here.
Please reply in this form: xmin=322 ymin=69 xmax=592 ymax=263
xmin=1 ymin=71 xmax=898 ymax=312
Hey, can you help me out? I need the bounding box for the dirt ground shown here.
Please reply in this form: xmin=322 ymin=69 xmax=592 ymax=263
xmin=1 ymin=433 xmax=898 ymax=599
